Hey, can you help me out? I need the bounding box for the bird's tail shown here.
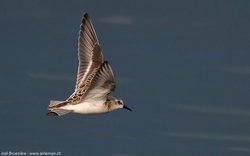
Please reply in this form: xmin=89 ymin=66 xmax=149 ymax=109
xmin=47 ymin=100 xmax=71 ymax=116
xmin=47 ymin=109 xmax=72 ymax=116
xmin=48 ymin=100 xmax=68 ymax=108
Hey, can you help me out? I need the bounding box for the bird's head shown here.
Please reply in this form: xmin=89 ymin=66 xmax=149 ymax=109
xmin=108 ymin=96 xmax=132 ymax=112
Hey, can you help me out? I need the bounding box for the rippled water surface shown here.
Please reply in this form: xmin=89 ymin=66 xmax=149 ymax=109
xmin=1 ymin=1 xmax=250 ymax=156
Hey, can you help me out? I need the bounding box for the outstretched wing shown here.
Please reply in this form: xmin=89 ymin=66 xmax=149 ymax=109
xmin=67 ymin=13 xmax=104 ymax=103
xmin=75 ymin=13 xmax=104 ymax=90
xmin=82 ymin=61 xmax=116 ymax=101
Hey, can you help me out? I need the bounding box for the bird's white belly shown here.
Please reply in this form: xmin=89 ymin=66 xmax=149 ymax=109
xmin=61 ymin=101 xmax=107 ymax=114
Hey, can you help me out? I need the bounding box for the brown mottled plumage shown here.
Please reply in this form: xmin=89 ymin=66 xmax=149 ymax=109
xmin=47 ymin=13 xmax=132 ymax=116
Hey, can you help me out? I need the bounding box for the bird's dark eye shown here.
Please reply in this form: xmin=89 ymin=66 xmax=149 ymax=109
xmin=117 ymin=100 xmax=122 ymax=104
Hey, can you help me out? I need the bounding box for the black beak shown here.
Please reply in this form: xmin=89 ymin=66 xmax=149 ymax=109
xmin=123 ymin=105 xmax=132 ymax=111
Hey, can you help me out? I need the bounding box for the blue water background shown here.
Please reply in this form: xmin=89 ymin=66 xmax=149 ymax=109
xmin=0 ymin=1 xmax=250 ymax=155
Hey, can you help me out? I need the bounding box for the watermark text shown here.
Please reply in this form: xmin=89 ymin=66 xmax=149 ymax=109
xmin=1 ymin=151 xmax=62 ymax=156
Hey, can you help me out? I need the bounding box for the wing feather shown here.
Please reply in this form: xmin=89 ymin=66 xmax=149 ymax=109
xmin=66 ymin=13 xmax=104 ymax=103
xmin=82 ymin=61 xmax=116 ymax=101
xmin=75 ymin=13 xmax=104 ymax=91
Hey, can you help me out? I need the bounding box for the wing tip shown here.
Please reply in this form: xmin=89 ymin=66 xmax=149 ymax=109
xmin=84 ymin=13 xmax=89 ymax=18
xmin=82 ymin=13 xmax=90 ymax=23
xmin=103 ymin=61 xmax=110 ymax=67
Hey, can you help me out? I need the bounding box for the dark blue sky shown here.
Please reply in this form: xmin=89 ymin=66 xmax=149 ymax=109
xmin=1 ymin=1 xmax=250 ymax=156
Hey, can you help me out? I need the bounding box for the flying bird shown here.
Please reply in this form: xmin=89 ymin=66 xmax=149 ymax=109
xmin=47 ymin=13 xmax=132 ymax=116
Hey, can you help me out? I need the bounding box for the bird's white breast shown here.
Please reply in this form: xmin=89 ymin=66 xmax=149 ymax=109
xmin=61 ymin=100 xmax=108 ymax=114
